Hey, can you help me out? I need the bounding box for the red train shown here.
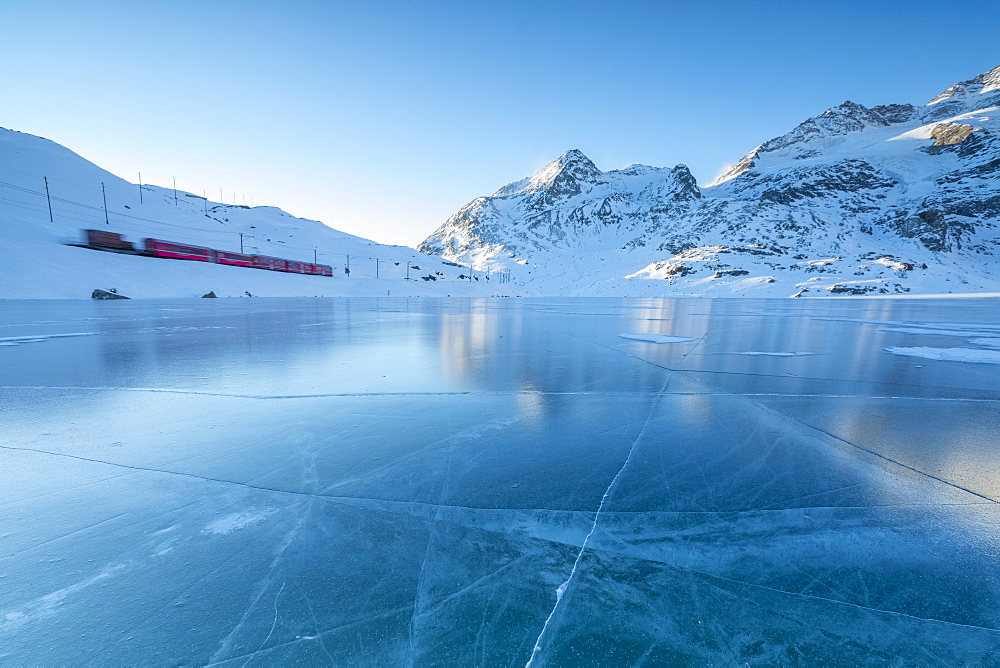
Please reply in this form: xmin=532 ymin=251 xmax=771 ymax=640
xmin=82 ymin=230 xmax=333 ymax=277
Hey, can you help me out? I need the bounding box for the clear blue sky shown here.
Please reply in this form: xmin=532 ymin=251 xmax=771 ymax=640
xmin=2 ymin=0 xmax=998 ymax=246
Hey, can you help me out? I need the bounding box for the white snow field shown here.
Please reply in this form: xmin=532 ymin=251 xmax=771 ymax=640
xmin=0 ymin=127 xmax=504 ymax=298
xmin=2 ymin=296 xmax=1000 ymax=664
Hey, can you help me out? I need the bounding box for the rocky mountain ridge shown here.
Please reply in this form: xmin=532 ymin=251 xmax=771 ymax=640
xmin=419 ymin=64 xmax=1000 ymax=297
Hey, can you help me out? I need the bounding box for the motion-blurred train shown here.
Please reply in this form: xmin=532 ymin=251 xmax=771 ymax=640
xmin=81 ymin=229 xmax=334 ymax=277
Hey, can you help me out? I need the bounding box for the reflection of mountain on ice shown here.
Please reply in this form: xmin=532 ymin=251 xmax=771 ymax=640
xmin=3 ymin=297 xmax=1000 ymax=663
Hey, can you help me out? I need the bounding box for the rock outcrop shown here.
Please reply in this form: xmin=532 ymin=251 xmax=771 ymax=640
xmin=92 ymin=289 xmax=129 ymax=299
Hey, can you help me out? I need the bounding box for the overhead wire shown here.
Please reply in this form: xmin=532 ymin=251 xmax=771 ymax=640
xmin=0 ymin=177 xmax=511 ymax=281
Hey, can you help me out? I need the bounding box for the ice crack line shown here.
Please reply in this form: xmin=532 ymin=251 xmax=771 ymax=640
xmin=525 ymin=381 xmax=665 ymax=667
xmin=240 ymin=581 xmax=285 ymax=668
xmin=3 ymin=386 xmax=999 ymax=403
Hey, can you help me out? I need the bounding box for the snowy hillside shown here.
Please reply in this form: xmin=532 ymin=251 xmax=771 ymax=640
xmin=0 ymin=128 xmax=506 ymax=298
xmin=420 ymin=64 xmax=1000 ymax=297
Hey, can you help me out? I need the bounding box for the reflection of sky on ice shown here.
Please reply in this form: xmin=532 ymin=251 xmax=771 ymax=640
xmin=1 ymin=297 xmax=999 ymax=664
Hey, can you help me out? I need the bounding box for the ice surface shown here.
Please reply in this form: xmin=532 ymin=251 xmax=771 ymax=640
xmin=1 ymin=297 xmax=999 ymax=664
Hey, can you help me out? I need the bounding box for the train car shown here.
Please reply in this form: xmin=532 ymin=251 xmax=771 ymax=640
xmin=143 ymin=238 xmax=216 ymax=262
xmin=216 ymin=251 xmax=254 ymax=268
xmin=79 ymin=229 xmax=334 ymax=278
xmin=84 ymin=229 xmax=136 ymax=251
xmin=251 ymin=255 xmax=289 ymax=272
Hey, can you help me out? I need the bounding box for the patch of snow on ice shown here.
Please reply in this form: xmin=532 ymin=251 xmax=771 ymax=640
xmin=883 ymin=347 xmax=1000 ymax=364
xmin=457 ymin=416 xmax=522 ymax=439
xmin=970 ymin=338 xmax=1000 ymax=349
xmin=0 ymin=563 xmax=129 ymax=631
xmin=0 ymin=332 xmax=99 ymax=346
xmin=728 ymin=351 xmax=817 ymax=357
xmin=619 ymin=333 xmax=697 ymax=344
xmin=202 ymin=508 xmax=277 ymax=536
xmin=880 ymin=327 xmax=1000 ymax=337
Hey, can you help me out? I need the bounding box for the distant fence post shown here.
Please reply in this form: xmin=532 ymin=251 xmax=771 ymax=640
xmin=44 ymin=177 xmax=53 ymax=222
xmin=101 ymin=182 xmax=109 ymax=225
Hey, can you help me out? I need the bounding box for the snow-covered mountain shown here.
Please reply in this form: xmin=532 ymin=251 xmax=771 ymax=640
xmin=0 ymin=128 xmax=503 ymax=298
xmin=420 ymin=64 xmax=1000 ymax=297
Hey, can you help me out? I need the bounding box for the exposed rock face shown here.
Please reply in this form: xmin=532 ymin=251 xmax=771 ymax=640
xmin=931 ymin=123 xmax=978 ymax=146
xmin=419 ymin=64 xmax=1000 ymax=296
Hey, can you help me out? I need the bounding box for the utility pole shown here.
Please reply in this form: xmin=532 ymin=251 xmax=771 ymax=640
xmin=375 ymin=259 xmax=379 ymax=279
xmin=406 ymin=263 xmax=410 ymax=280
xmin=239 ymin=233 xmax=244 ymax=253
xmin=138 ymin=172 xmax=143 ymax=203
xmin=203 ymin=190 xmax=208 ymax=214
xmin=346 ymin=255 xmax=351 ymax=277
xmin=313 ymin=248 xmax=317 ymax=263
xmin=173 ymin=177 xmax=178 ymax=205
xmin=101 ymin=182 xmax=109 ymax=225
xmin=44 ymin=176 xmax=53 ymax=222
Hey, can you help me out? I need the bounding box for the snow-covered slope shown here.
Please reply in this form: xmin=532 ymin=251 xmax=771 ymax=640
xmin=0 ymin=128 xmax=504 ymax=298
xmin=420 ymin=64 xmax=1000 ymax=297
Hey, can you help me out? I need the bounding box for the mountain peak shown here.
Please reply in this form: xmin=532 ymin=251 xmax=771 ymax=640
xmin=927 ymin=64 xmax=1000 ymax=106
xmin=551 ymin=148 xmax=601 ymax=178
xmin=521 ymin=149 xmax=603 ymax=196
xmin=559 ymin=148 xmax=592 ymax=163
xmin=489 ymin=149 xmax=604 ymax=198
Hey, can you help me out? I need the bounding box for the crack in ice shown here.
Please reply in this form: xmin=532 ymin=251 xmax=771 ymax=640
xmin=774 ymin=412 xmax=999 ymax=504
xmin=552 ymin=328 xmax=1000 ymax=504
xmin=6 ymin=385 xmax=999 ymax=404
xmin=525 ymin=380 xmax=665 ymax=667
xmin=688 ymin=562 xmax=1000 ymax=635
xmin=240 ymin=582 xmax=285 ymax=668
xmin=1 ymin=442 xmax=991 ymax=530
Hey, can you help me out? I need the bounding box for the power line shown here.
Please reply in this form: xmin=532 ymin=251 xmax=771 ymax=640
xmin=1 ymin=177 xmax=510 ymax=281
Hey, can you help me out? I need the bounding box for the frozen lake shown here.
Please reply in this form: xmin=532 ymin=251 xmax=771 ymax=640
xmin=2 ymin=297 xmax=999 ymax=664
